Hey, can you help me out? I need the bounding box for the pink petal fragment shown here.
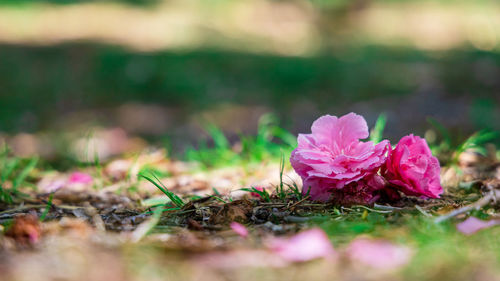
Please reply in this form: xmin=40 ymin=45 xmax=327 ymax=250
xmin=68 ymin=172 xmax=93 ymax=185
xmin=268 ymin=228 xmax=336 ymax=262
xmin=42 ymin=179 xmax=66 ymax=193
xmin=250 ymin=187 xmax=265 ymax=199
xmin=346 ymin=238 xmax=412 ymax=269
xmin=456 ymin=217 xmax=500 ymax=235
xmin=230 ymin=222 xmax=249 ymax=238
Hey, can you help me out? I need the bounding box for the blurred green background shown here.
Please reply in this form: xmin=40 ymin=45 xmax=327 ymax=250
xmin=0 ymin=0 xmax=499 ymax=157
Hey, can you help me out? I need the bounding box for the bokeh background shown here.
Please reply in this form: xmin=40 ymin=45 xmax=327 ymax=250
xmin=0 ymin=0 xmax=499 ymax=164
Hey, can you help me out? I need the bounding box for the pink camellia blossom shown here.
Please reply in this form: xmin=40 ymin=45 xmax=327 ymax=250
xmin=268 ymin=228 xmax=336 ymax=262
xmin=456 ymin=217 xmax=500 ymax=235
xmin=290 ymin=113 xmax=390 ymax=202
xmin=346 ymin=238 xmax=412 ymax=269
xmin=383 ymin=134 xmax=442 ymax=198
xmin=68 ymin=172 xmax=93 ymax=185
xmin=230 ymin=222 xmax=249 ymax=238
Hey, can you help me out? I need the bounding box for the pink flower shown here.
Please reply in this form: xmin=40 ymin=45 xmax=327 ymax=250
xmin=268 ymin=228 xmax=336 ymax=262
xmin=68 ymin=172 xmax=93 ymax=185
xmin=290 ymin=113 xmax=390 ymax=201
xmin=230 ymin=222 xmax=249 ymax=238
xmin=250 ymin=187 xmax=265 ymax=198
xmin=346 ymin=238 xmax=412 ymax=269
xmin=456 ymin=217 xmax=500 ymax=235
xmin=383 ymin=134 xmax=442 ymax=198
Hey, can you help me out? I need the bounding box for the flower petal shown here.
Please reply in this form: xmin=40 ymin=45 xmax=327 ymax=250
xmin=230 ymin=222 xmax=249 ymax=238
xmin=346 ymin=238 xmax=412 ymax=269
xmin=456 ymin=217 xmax=500 ymax=235
xmin=268 ymin=228 xmax=337 ymax=262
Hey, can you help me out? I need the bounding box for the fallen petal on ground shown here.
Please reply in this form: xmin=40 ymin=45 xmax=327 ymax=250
xmin=268 ymin=228 xmax=336 ymax=262
xmin=230 ymin=222 xmax=249 ymax=238
xmin=346 ymin=238 xmax=412 ymax=269
xmin=456 ymin=217 xmax=500 ymax=235
xmin=68 ymin=172 xmax=93 ymax=185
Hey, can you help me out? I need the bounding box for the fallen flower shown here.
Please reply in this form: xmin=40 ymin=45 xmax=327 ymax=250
xmin=290 ymin=113 xmax=390 ymax=202
xmin=268 ymin=228 xmax=336 ymax=262
xmin=346 ymin=238 xmax=412 ymax=269
xmin=6 ymin=214 xmax=42 ymax=246
xmin=230 ymin=222 xmax=249 ymax=238
xmin=456 ymin=217 xmax=500 ymax=235
xmin=68 ymin=172 xmax=93 ymax=185
xmin=383 ymin=134 xmax=442 ymax=198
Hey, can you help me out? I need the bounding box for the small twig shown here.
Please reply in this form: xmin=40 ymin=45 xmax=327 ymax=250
xmin=416 ymin=202 xmax=451 ymax=210
xmin=0 ymin=204 xmax=46 ymax=215
xmin=284 ymin=216 xmax=313 ymax=223
xmin=373 ymin=204 xmax=404 ymax=211
xmin=259 ymin=202 xmax=327 ymax=208
xmin=352 ymin=205 xmax=393 ymax=214
xmin=415 ymin=205 xmax=432 ymax=217
xmin=340 ymin=206 xmax=355 ymax=212
xmin=259 ymin=203 xmax=287 ymax=207
xmin=171 ymin=209 xmax=197 ymax=216
xmin=285 ymin=195 xmax=311 ymax=211
xmin=434 ymin=189 xmax=498 ymax=224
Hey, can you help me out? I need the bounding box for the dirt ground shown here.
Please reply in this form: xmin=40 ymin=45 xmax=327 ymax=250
xmin=1 ymin=144 xmax=500 ymax=281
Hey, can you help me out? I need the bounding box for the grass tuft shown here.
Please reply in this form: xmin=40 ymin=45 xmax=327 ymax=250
xmin=427 ymin=118 xmax=499 ymax=166
xmin=138 ymin=170 xmax=184 ymax=208
xmin=185 ymin=114 xmax=295 ymax=168
xmin=0 ymin=144 xmax=37 ymax=204
xmin=276 ymin=152 xmax=286 ymax=200
xmin=453 ymin=130 xmax=499 ymax=162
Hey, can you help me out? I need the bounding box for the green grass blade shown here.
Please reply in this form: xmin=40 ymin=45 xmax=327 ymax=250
xmin=207 ymin=124 xmax=229 ymax=149
xmin=12 ymin=157 xmax=38 ymax=190
xmin=1 ymin=158 xmax=19 ymax=184
xmin=241 ymin=187 xmax=271 ymax=202
xmin=40 ymin=193 xmax=54 ymax=221
xmin=138 ymin=171 xmax=184 ymax=207
xmin=427 ymin=117 xmax=452 ymax=147
xmin=278 ymin=152 xmax=285 ymax=199
xmin=370 ymin=113 xmax=387 ymax=143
